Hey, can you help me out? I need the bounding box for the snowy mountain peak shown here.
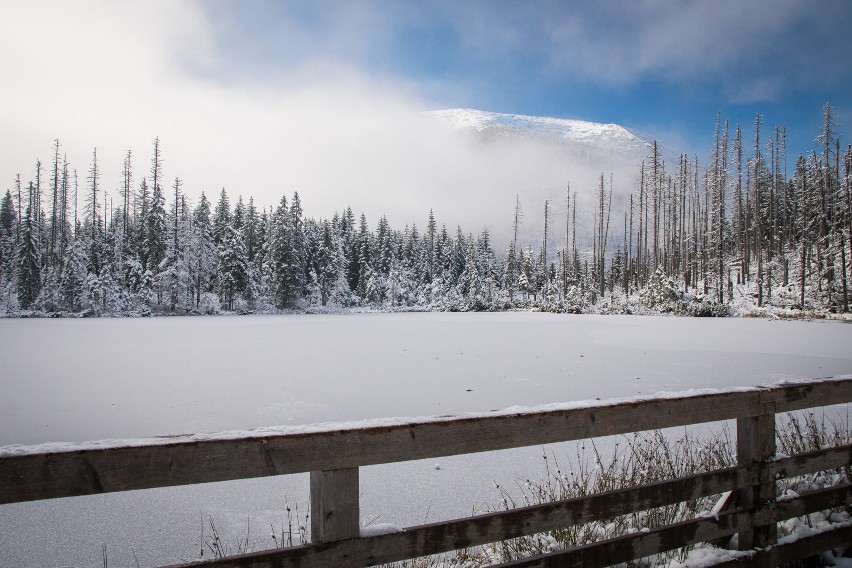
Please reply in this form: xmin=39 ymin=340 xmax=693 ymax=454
xmin=427 ymin=108 xmax=648 ymax=152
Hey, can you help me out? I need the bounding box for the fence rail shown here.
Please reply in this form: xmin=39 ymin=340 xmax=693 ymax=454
xmin=2 ymin=376 xmax=851 ymax=567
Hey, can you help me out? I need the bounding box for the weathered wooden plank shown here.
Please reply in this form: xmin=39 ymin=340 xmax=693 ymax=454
xmin=164 ymin=465 xmax=761 ymax=568
xmin=772 ymin=443 xmax=852 ymax=479
xmin=504 ymin=506 xmax=851 ymax=568
xmin=736 ymin=412 xmax=776 ymax=552
xmin=310 ymin=468 xmax=359 ymax=543
xmin=493 ymin=507 xmax=763 ymax=568
xmin=704 ymin=523 xmax=852 ymax=567
xmin=761 ymin=523 xmax=852 ymax=566
xmin=174 ymin=519 xmax=852 ymax=568
xmin=775 ymin=483 xmax=852 ymax=521
xmin=2 ymin=377 xmax=850 ymax=504
xmin=770 ymin=376 xmax=852 ymax=413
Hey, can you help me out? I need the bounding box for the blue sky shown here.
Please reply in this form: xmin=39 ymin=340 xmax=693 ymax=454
xmin=1 ymin=0 xmax=851 ymax=231
xmin=203 ymin=0 xmax=852 ymax=157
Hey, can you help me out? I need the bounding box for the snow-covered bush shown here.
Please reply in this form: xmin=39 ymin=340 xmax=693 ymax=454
xmin=638 ymin=267 xmax=680 ymax=312
xmin=197 ymin=292 xmax=221 ymax=315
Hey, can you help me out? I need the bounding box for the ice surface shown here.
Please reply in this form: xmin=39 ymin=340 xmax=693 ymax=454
xmin=3 ymin=312 xmax=849 ymax=448
xmin=1 ymin=312 xmax=851 ymax=567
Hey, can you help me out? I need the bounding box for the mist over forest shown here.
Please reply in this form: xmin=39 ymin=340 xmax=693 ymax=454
xmin=1 ymin=104 xmax=850 ymax=318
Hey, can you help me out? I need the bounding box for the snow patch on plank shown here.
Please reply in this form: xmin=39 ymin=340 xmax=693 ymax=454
xmin=359 ymin=523 xmax=404 ymax=537
xmin=1 ymin=376 xmax=849 ymax=458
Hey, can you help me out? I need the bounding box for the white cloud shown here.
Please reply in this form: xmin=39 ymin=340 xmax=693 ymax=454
xmin=541 ymin=0 xmax=808 ymax=86
xmin=2 ymin=0 xmax=638 ymax=243
xmin=458 ymin=0 xmax=850 ymax=106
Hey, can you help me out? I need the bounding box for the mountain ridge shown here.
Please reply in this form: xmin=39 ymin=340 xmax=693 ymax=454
xmin=427 ymin=108 xmax=650 ymax=157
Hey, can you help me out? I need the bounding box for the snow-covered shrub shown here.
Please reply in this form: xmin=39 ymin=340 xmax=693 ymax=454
xmin=682 ymin=292 xmax=729 ymax=317
xmin=197 ymin=292 xmax=221 ymax=315
xmin=467 ymin=412 xmax=850 ymax=567
xmin=638 ymin=267 xmax=680 ymax=313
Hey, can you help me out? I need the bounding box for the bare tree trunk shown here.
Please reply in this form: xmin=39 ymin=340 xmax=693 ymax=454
xmin=512 ymin=194 xmax=522 ymax=253
xmin=840 ymin=234 xmax=848 ymax=312
xmin=543 ymin=199 xmax=549 ymax=285
xmin=754 ymin=115 xmax=763 ymax=306
xmin=800 ymin=244 xmax=807 ymax=309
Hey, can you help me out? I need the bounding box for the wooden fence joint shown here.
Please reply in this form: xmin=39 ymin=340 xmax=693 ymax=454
xmin=736 ymin=412 xmax=777 ymax=552
xmin=310 ymin=467 xmax=360 ymax=544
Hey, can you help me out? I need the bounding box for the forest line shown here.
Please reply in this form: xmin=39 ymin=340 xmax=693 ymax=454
xmin=0 ymin=104 xmax=850 ymax=317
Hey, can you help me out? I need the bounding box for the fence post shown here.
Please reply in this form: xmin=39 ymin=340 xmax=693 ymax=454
xmin=736 ymin=402 xmax=777 ymax=555
xmin=310 ymin=467 xmax=360 ymax=543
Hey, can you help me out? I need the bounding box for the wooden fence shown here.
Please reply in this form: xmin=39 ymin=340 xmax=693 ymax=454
xmin=2 ymin=377 xmax=852 ymax=567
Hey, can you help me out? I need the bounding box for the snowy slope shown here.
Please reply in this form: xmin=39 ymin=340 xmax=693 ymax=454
xmin=423 ymin=108 xmax=651 ymax=249
xmin=428 ymin=108 xmax=650 ymax=162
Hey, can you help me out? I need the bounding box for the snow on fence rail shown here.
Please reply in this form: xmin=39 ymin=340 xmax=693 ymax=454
xmin=1 ymin=377 xmax=851 ymax=567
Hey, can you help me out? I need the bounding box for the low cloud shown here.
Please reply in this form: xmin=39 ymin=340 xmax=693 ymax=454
xmin=0 ymin=0 xmax=648 ymax=246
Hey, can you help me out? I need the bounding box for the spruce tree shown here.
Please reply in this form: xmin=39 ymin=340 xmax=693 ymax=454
xmin=246 ymin=197 xmax=259 ymax=263
xmin=17 ymin=207 xmax=41 ymax=309
xmin=135 ymin=178 xmax=149 ymax=262
xmin=213 ymin=188 xmax=231 ymax=246
xmin=457 ymin=236 xmax=482 ymax=309
xmin=190 ymin=193 xmax=217 ymax=308
xmin=84 ymin=148 xmax=104 ymax=275
xmin=341 ymin=207 xmax=359 ymax=292
xmin=355 ymin=213 xmax=371 ymax=300
xmin=376 ymin=215 xmax=393 ymax=276
xmin=502 ymin=240 xmax=517 ymax=301
xmin=217 ymin=223 xmax=250 ymax=311
xmin=0 ymin=190 xmax=16 ymax=283
xmin=59 ymin=240 xmax=86 ymax=312
xmin=283 ymin=192 xmax=306 ymax=306
xmin=143 ymin=177 xmax=167 ymax=274
xmin=317 ymin=222 xmax=337 ymax=306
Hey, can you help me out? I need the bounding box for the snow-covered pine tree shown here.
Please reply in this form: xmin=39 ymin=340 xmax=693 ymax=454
xmin=232 ymin=196 xmax=245 ymax=233
xmin=451 ymin=226 xmax=466 ymax=285
xmin=17 ymin=206 xmax=42 ymax=310
xmin=316 ymin=221 xmax=337 ymax=306
xmin=355 ymin=213 xmax=372 ymax=302
xmin=285 ymin=192 xmax=306 ymax=306
xmin=251 ymin=207 xmax=271 ymax=304
xmin=186 ymin=192 xmax=215 ymax=309
xmin=212 ymin=188 xmax=231 ymax=247
xmin=518 ymin=246 xmax=533 ymax=300
xmin=47 ymin=139 xmax=61 ymax=269
xmin=267 ymin=193 xmax=306 ymax=309
xmin=135 ymin=177 xmax=149 ymax=262
xmin=269 ymin=195 xmax=289 ymax=308
xmin=246 ymin=197 xmax=259 ymax=264
xmin=425 ymin=209 xmax=437 ymax=286
xmin=340 ymin=207 xmax=358 ymax=293
xmin=83 ymin=148 xmax=106 ymax=276
xmin=331 ymin=216 xmax=352 ymax=306
xmin=160 ymin=180 xmax=194 ymax=312
xmin=0 ymin=191 xmax=16 ymax=285
xmin=457 ymin=235 xmax=482 ymax=310
xmin=502 ymin=240 xmax=517 ymax=302
xmin=59 ymin=240 xmax=86 ymax=312
xmin=143 ymin=173 xmax=167 ymax=304
xmin=376 ymin=215 xmax=393 ymax=277
xmin=217 ymin=223 xmax=250 ymax=311
xmin=477 ymin=228 xmax=497 ymax=300
xmin=121 ymin=150 xmax=133 ymax=246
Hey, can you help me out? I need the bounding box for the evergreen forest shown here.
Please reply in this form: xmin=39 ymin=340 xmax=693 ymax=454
xmin=1 ymin=104 xmax=850 ymax=317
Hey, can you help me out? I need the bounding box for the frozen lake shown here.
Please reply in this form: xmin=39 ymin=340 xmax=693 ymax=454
xmin=2 ymin=313 xmax=852 ymax=567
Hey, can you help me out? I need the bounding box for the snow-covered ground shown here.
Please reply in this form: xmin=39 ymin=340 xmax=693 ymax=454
xmin=1 ymin=313 xmax=851 ymax=567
